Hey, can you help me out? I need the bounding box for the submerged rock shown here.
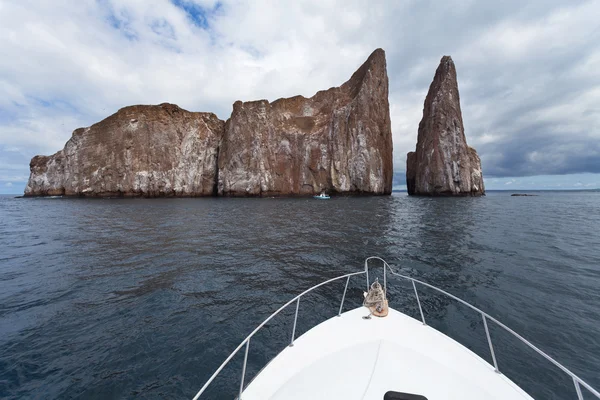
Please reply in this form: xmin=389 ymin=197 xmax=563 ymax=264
xmin=406 ymin=56 xmax=485 ymax=196
xmin=25 ymin=49 xmax=393 ymax=197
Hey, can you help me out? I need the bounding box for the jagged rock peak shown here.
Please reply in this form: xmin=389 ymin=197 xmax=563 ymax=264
xmin=341 ymin=48 xmax=387 ymax=95
xmin=406 ymin=55 xmax=485 ymax=196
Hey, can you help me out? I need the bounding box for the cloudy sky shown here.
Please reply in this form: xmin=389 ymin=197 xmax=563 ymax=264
xmin=1 ymin=0 xmax=599 ymax=193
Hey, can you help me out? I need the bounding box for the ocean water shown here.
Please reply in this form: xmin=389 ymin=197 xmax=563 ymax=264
xmin=0 ymin=192 xmax=599 ymax=399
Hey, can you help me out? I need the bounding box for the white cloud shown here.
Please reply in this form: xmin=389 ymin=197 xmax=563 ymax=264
xmin=0 ymin=0 xmax=599 ymax=194
xmin=5 ymin=182 xmax=12 ymax=187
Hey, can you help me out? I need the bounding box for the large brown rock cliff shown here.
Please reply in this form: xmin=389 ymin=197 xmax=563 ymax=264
xmin=25 ymin=104 xmax=224 ymax=197
xmin=218 ymin=49 xmax=392 ymax=196
xmin=25 ymin=49 xmax=393 ymax=197
xmin=406 ymin=56 xmax=484 ymax=196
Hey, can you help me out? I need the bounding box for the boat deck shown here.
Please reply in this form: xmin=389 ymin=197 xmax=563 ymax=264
xmin=241 ymin=307 xmax=534 ymax=400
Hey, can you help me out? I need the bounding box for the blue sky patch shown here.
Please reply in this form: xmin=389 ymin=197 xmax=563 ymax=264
xmin=171 ymin=0 xmax=222 ymax=29
xmin=99 ymin=0 xmax=139 ymax=41
xmin=150 ymin=19 xmax=177 ymax=40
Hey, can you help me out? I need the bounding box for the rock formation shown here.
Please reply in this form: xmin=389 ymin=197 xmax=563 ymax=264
xmin=25 ymin=104 xmax=224 ymax=197
xmin=406 ymin=56 xmax=484 ymax=196
xmin=218 ymin=49 xmax=392 ymax=196
xmin=25 ymin=49 xmax=393 ymax=197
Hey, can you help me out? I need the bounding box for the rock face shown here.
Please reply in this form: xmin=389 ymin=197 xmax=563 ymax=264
xmin=218 ymin=49 xmax=392 ymax=196
xmin=25 ymin=104 xmax=224 ymax=197
xmin=406 ymin=56 xmax=485 ymax=196
xmin=25 ymin=49 xmax=393 ymax=197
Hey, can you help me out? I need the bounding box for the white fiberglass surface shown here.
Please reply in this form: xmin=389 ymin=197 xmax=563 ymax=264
xmin=241 ymin=307 xmax=534 ymax=400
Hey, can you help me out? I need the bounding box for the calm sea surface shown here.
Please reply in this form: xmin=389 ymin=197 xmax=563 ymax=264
xmin=1 ymin=192 xmax=599 ymax=399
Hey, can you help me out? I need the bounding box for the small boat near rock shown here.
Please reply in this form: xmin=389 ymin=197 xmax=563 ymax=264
xmin=313 ymin=192 xmax=330 ymax=199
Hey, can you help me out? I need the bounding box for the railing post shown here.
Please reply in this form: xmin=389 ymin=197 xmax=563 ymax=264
xmin=238 ymin=339 xmax=250 ymax=400
xmin=338 ymin=276 xmax=350 ymax=317
xmin=289 ymin=298 xmax=300 ymax=347
xmin=383 ymin=263 xmax=387 ymax=296
xmin=482 ymin=313 xmax=499 ymax=373
xmin=412 ymin=280 xmax=426 ymax=325
xmin=573 ymin=377 xmax=584 ymax=400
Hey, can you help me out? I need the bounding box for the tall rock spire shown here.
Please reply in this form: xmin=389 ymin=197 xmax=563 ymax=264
xmin=406 ymin=56 xmax=484 ymax=196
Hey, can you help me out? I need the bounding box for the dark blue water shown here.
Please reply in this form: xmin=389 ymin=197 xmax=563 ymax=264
xmin=1 ymin=192 xmax=599 ymax=399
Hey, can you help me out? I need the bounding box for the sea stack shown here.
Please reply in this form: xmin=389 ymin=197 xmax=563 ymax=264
xmin=24 ymin=49 xmax=393 ymax=197
xmin=25 ymin=104 xmax=224 ymax=197
xmin=406 ymin=56 xmax=484 ymax=196
xmin=218 ymin=48 xmax=392 ymax=196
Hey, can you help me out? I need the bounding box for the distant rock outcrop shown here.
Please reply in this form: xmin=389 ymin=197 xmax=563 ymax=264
xmin=406 ymin=56 xmax=484 ymax=196
xmin=25 ymin=49 xmax=393 ymax=197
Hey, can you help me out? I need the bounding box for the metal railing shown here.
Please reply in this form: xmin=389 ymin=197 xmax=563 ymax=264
xmin=191 ymin=270 xmax=366 ymax=400
xmin=192 ymin=257 xmax=600 ymax=400
xmin=364 ymin=256 xmax=600 ymax=400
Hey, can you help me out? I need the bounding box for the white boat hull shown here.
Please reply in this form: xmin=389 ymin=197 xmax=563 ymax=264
xmin=241 ymin=307 xmax=534 ymax=400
